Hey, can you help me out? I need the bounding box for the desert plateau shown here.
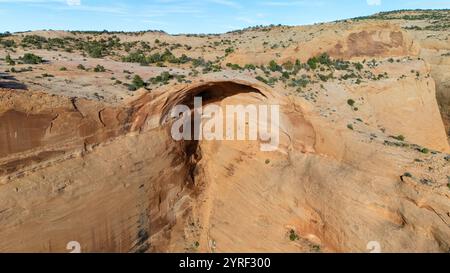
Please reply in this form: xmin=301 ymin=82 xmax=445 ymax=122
xmin=0 ymin=7 xmax=449 ymax=253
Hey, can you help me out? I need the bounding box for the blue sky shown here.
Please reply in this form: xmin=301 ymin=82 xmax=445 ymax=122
xmin=0 ymin=0 xmax=449 ymax=34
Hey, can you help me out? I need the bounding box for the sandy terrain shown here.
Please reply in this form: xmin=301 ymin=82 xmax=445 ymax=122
xmin=0 ymin=10 xmax=449 ymax=253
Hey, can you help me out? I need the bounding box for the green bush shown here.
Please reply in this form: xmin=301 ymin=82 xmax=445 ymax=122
xmin=93 ymin=64 xmax=106 ymax=72
xmin=256 ymin=76 xmax=268 ymax=84
xmin=244 ymin=64 xmax=256 ymax=70
xmin=5 ymin=54 xmax=15 ymax=65
xmin=21 ymin=35 xmax=47 ymax=48
xmin=403 ymin=172 xmax=413 ymax=178
xmin=149 ymin=71 xmax=173 ymax=85
xmin=391 ymin=135 xmax=405 ymax=141
xmin=84 ymin=41 xmax=106 ymax=58
xmin=307 ymin=57 xmax=318 ymax=70
xmin=268 ymin=60 xmax=282 ymax=72
xmin=20 ymin=53 xmax=43 ymax=64
xmin=0 ymin=39 xmax=16 ymax=48
xmin=289 ymin=229 xmax=299 ymax=241
xmin=282 ymin=61 xmax=294 ymax=71
xmin=354 ymin=62 xmax=363 ymax=71
xmin=317 ymin=53 xmax=332 ymax=66
xmin=347 ymin=99 xmax=355 ymax=107
xmin=225 ymin=47 xmax=234 ymax=55
xmin=318 ymin=73 xmax=333 ymax=82
xmin=132 ymin=75 xmax=145 ymax=89
xmin=226 ymin=63 xmax=242 ymax=70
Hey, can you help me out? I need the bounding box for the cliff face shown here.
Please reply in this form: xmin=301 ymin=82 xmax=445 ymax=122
xmin=224 ymin=22 xmax=419 ymax=66
xmin=0 ymin=73 xmax=448 ymax=253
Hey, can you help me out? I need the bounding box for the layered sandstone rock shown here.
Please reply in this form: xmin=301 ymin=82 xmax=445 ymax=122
xmin=0 ymin=72 xmax=448 ymax=253
xmin=0 ymin=13 xmax=449 ymax=253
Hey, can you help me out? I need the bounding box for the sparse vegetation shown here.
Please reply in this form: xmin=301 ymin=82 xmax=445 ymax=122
xmin=289 ymin=229 xmax=299 ymax=241
xmin=403 ymin=172 xmax=413 ymax=178
xmin=93 ymin=65 xmax=106 ymax=72
xmin=131 ymin=75 xmax=145 ymax=90
xmin=20 ymin=53 xmax=43 ymax=64
xmin=5 ymin=54 xmax=15 ymax=65
xmin=391 ymin=135 xmax=406 ymax=142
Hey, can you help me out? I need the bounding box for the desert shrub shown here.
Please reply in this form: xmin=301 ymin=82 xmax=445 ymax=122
xmin=0 ymin=39 xmax=16 ymax=48
xmin=317 ymin=53 xmax=332 ymax=66
xmin=77 ymin=64 xmax=86 ymax=70
xmin=268 ymin=60 xmax=282 ymax=72
xmin=149 ymin=71 xmax=173 ymax=85
xmin=391 ymin=135 xmax=405 ymax=141
xmin=123 ymin=50 xmax=191 ymax=66
xmin=354 ymin=62 xmax=363 ymax=71
xmin=22 ymin=35 xmax=47 ymax=48
xmin=226 ymin=63 xmax=242 ymax=70
xmin=225 ymin=47 xmax=234 ymax=55
xmin=127 ymin=84 xmax=137 ymax=91
xmin=318 ymin=73 xmax=333 ymax=82
xmin=347 ymin=124 xmax=354 ymax=130
xmin=282 ymin=61 xmax=294 ymax=71
xmin=122 ymin=51 xmax=147 ymax=64
xmin=341 ymin=73 xmax=358 ymax=80
xmin=256 ymin=76 xmax=268 ymax=84
xmin=333 ymin=59 xmax=350 ymax=70
xmin=289 ymin=77 xmax=309 ymax=88
xmin=5 ymin=54 xmax=15 ymax=65
xmin=178 ymin=54 xmax=191 ymax=64
xmin=93 ymin=64 xmax=106 ymax=72
xmin=244 ymin=64 xmax=256 ymax=70
xmin=347 ymin=99 xmax=355 ymax=107
xmin=403 ymin=172 xmax=413 ymax=178
xmin=20 ymin=53 xmax=43 ymax=64
xmin=83 ymin=41 xmax=107 ymax=58
xmin=132 ymin=75 xmax=145 ymax=89
xmin=281 ymin=71 xmax=290 ymax=79
xmin=192 ymin=57 xmax=206 ymax=68
xmin=201 ymin=62 xmax=221 ymax=73
xmin=161 ymin=49 xmax=177 ymax=63
xmin=307 ymin=57 xmax=318 ymax=70
xmin=289 ymin=229 xmax=299 ymax=241
xmin=59 ymin=67 xmax=67 ymax=71
xmin=0 ymin=31 xmax=11 ymax=38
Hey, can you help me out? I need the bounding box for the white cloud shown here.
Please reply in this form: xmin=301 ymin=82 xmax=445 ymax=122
xmin=367 ymin=0 xmax=382 ymax=6
xmin=66 ymin=0 xmax=80 ymax=6
xmin=209 ymin=0 xmax=241 ymax=9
